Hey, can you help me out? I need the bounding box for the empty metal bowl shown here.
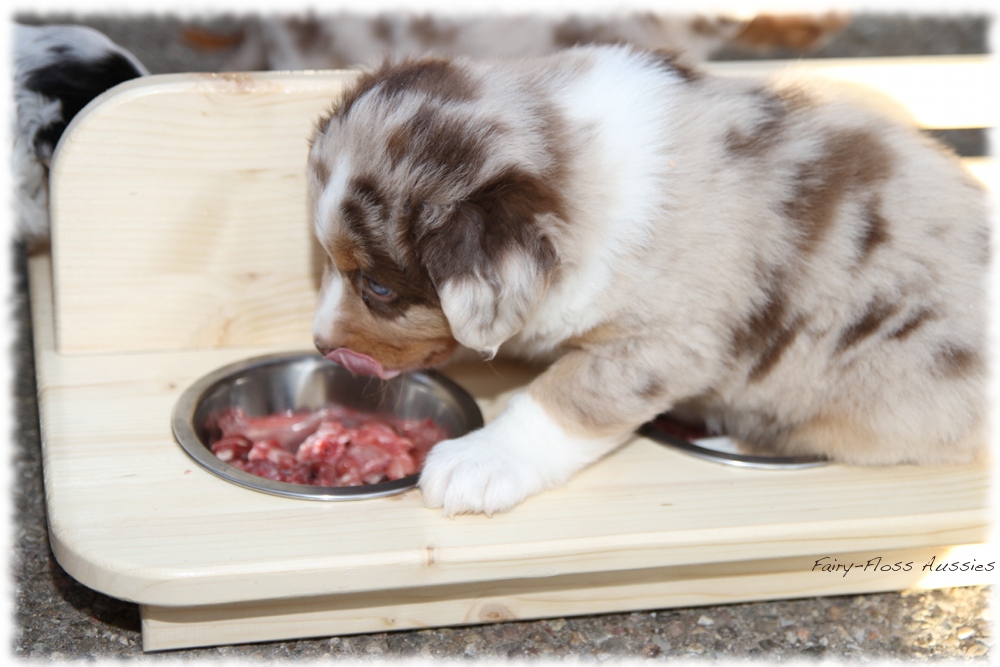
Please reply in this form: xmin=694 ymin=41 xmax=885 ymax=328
xmin=172 ymin=351 xmax=484 ymax=500
xmin=639 ymin=417 xmax=827 ymax=470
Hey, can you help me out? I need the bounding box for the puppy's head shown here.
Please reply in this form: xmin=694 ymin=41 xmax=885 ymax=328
xmin=309 ymin=57 xmax=563 ymax=378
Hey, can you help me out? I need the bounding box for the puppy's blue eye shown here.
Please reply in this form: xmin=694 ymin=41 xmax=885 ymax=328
xmin=362 ymin=273 xmax=395 ymax=301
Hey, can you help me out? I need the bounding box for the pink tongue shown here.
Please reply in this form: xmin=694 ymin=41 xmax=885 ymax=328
xmin=325 ymin=348 xmax=401 ymax=380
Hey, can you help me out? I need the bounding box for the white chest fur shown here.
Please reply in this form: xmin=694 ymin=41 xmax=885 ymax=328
xmin=513 ymin=49 xmax=684 ymax=352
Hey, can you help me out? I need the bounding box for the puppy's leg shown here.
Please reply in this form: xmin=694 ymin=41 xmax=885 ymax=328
xmin=419 ymin=390 xmax=624 ymax=517
xmin=420 ymin=346 xmax=700 ymax=516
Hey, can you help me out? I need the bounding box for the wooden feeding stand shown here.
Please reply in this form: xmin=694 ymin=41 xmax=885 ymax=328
xmin=32 ymin=57 xmax=995 ymax=651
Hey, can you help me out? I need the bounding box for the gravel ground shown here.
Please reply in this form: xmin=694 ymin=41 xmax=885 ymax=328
xmin=9 ymin=11 xmax=995 ymax=662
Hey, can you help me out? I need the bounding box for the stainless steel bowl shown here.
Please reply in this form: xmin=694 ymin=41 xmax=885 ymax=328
xmin=172 ymin=351 xmax=484 ymax=500
xmin=638 ymin=421 xmax=828 ymax=470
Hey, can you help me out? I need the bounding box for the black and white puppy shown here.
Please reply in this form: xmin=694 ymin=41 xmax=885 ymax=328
xmin=12 ymin=23 xmax=148 ymax=248
xmin=308 ymin=46 xmax=989 ymax=516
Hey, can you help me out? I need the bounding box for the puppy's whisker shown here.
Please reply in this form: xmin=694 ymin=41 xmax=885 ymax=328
xmin=359 ymin=375 xmax=383 ymax=401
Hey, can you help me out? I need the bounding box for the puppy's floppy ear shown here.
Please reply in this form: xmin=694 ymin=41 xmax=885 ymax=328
xmin=415 ymin=171 xmax=559 ymax=358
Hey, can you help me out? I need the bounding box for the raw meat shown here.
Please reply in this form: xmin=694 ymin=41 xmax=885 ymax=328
xmin=205 ymin=405 xmax=448 ymax=487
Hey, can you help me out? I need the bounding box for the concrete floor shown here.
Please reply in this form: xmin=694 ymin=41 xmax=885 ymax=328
xmin=9 ymin=11 xmax=994 ymax=660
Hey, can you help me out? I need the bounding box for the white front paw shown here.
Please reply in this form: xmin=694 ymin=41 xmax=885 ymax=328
xmin=418 ymin=429 xmax=548 ymax=517
xmin=418 ymin=392 xmax=624 ymax=517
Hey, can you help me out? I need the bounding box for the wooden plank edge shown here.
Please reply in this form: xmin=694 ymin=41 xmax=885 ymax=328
xmin=963 ymin=157 xmax=995 ymax=189
xmin=140 ymin=542 xmax=995 ymax=652
xmin=704 ymin=55 xmax=993 ymax=130
xmin=52 ymin=70 xmax=359 ymax=168
xmin=49 ymin=507 xmax=991 ymax=610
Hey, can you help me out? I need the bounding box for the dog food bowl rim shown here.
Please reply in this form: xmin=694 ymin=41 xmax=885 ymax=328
xmin=638 ymin=423 xmax=829 ymax=470
xmin=172 ymin=350 xmax=484 ymax=501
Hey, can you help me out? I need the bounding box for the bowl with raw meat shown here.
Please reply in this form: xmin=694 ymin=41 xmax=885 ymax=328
xmin=172 ymin=351 xmax=483 ymax=500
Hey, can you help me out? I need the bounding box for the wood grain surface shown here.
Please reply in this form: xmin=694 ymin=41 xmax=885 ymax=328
xmin=36 ymin=60 xmax=994 ymax=651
